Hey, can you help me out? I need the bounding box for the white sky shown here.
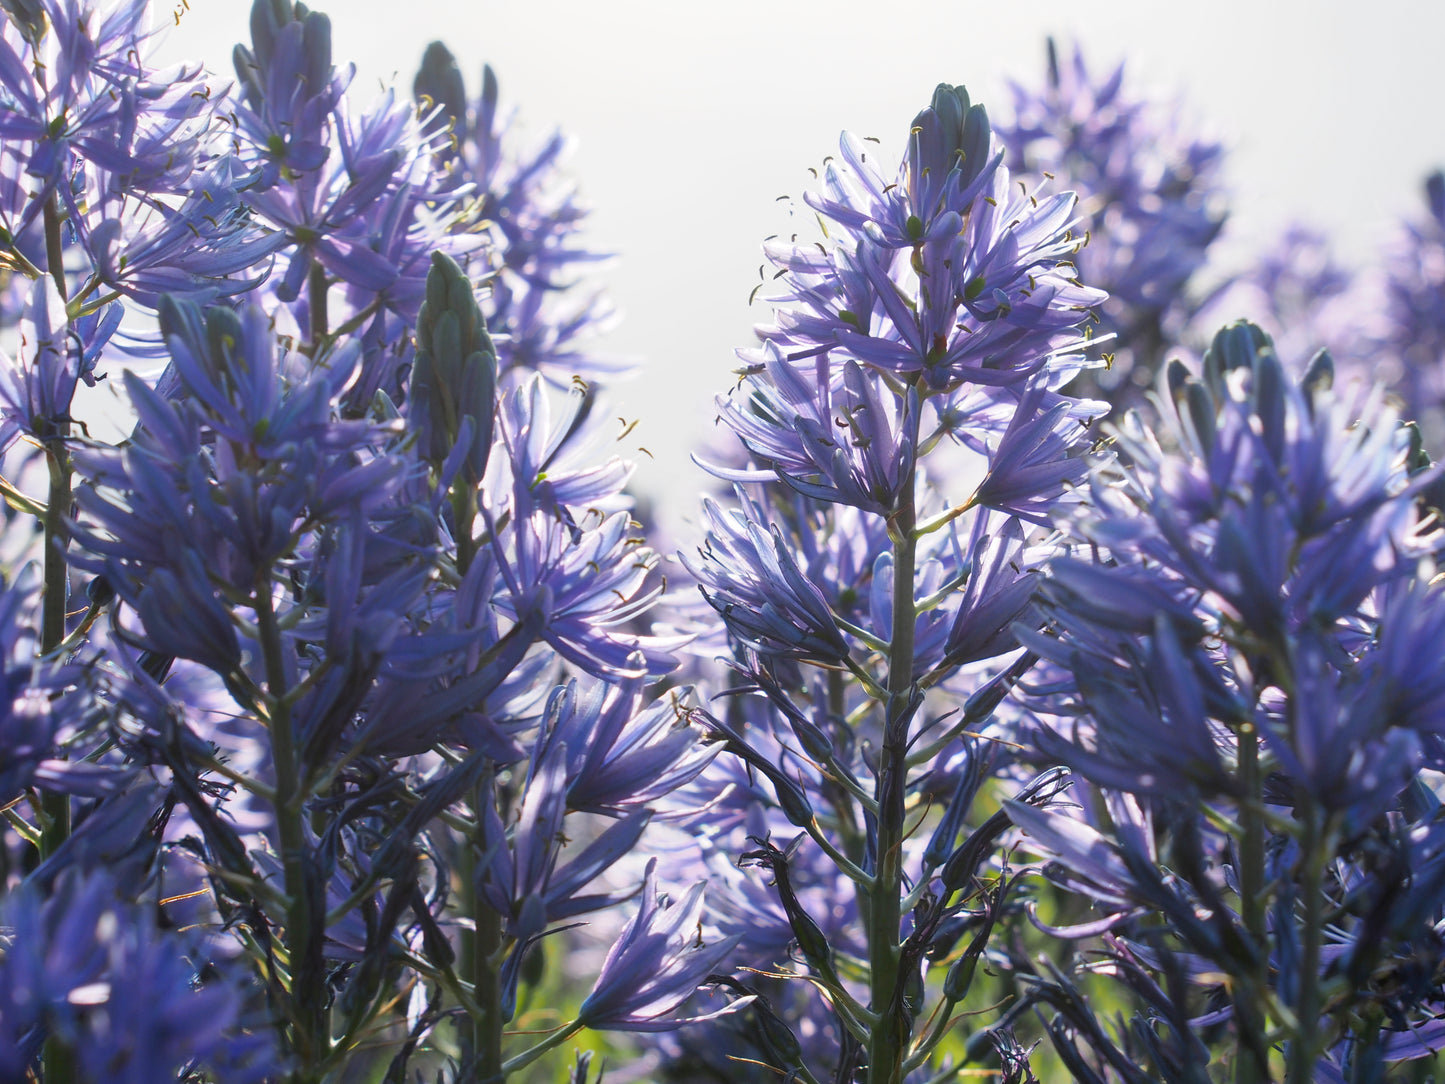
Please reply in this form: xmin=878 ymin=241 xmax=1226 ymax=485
xmin=153 ymin=0 xmax=1445 ymax=515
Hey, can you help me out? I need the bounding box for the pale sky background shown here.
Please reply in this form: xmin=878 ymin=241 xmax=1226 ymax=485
xmin=152 ymin=0 xmax=1445 ymax=516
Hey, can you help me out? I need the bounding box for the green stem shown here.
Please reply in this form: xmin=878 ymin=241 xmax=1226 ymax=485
xmin=40 ymin=447 xmax=72 ymax=658
xmin=40 ymin=190 xmax=78 ymax=1084
xmin=43 ymin=195 xmax=67 ymax=300
xmin=1288 ymin=805 xmax=1329 ymax=1084
xmin=38 ymin=447 xmax=72 ymax=865
xmin=257 ymin=587 xmax=326 ymax=1079
xmin=467 ymin=766 xmax=505 ymax=1081
xmin=308 ymin=261 xmax=328 ymax=347
xmin=492 ymin=1019 xmax=584 ymax=1081
xmin=1234 ymin=719 xmax=1270 ymax=1084
xmin=446 ymin=462 xmax=499 ymax=1072
xmin=38 ymin=190 xmax=73 ymax=863
xmin=867 ymin=472 xmax=918 ymax=1084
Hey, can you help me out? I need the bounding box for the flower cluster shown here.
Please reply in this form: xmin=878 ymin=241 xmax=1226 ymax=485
xmin=673 ymin=80 xmax=1109 ymax=1082
xmin=0 ymin=4 xmax=734 ymax=1081
xmin=1016 ymin=325 xmax=1445 ymax=1080
xmin=995 ymin=39 xmax=1227 ymax=406
xmin=1381 ymin=171 xmax=1445 ymax=452
xmin=5 ymin=2 xmax=1445 ymax=1083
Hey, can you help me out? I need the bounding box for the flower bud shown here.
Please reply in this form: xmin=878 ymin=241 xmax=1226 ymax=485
xmin=410 ymin=251 xmax=498 ymax=484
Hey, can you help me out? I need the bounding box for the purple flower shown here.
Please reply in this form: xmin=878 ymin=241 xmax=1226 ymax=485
xmin=996 ymin=39 xmax=1226 ymax=405
xmin=0 ymin=0 xmax=219 ymax=201
xmin=232 ymin=0 xmax=349 ymax=183
xmin=0 ymin=870 xmax=276 ymax=1083
xmin=1191 ymin=225 xmax=1378 ymax=386
xmin=577 ymin=859 xmax=748 ymax=1033
xmin=532 ymin=672 xmax=718 ymax=814
xmin=971 ymin=380 xmax=1091 ymax=526
xmin=415 ymin=45 xmax=627 ymax=387
xmin=1032 ymin=322 xmax=1441 ymax=810
xmin=682 ymin=489 xmax=851 ymax=665
xmin=1379 ymin=170 xmax=1445 ymax=452
xmin=747 ymin=81 xmax=1102 ymax=397
xmin=81 ymin=156 xmax=287 ymax=308
xmin=487 ymin=375 xmax=676 ymax=678
xmin=475 ymin=753 xmax=652 ymax=944
xmin=709 ymin=348 xmax=919 ymax=515
xmin=0 ymin=276 xmax=102 ymax=451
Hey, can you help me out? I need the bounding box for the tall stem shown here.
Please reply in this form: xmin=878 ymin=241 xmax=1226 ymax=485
xmin=38 ymin=193 xmax=72 ymax=855
xmin=867 ymin=459 xmax=918 ymax=1084
xmin=447 ymin=478 xmax=503 ymax=1078
xmin=39 ymin=192 xmax=77 ymax=1084
xmin=473 ymin=768 xmax=505 ymax=1082
xmin=1288 ymin=804 xmax=1328 ymax=1084
xmin=257 ymin=586 xmax=325 ymax=1079
xmin=1234 ymin=719 xmax=1269 ymax=1084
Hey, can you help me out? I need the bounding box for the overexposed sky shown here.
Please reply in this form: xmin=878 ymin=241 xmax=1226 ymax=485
xmin=154 ymin=0 xmax=1445 ymax=511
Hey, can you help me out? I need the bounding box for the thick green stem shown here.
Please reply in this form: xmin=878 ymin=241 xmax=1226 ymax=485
xmin=474 ymin=864 xmax=504 ymax=1080
xmin=1234 ymin=720 xmax=1270 ymax=1084
xmin=457 ymin=765 xmax=504 ymax=1081
xmin=38 ymin=195 xmax=78 ymax=1084
xmin=38 ymin=190 xmax=73 ymax=860
xmin=455 ymin=829 xmax=505 ymax=1079
xmin=442 ymin=434 xmax=502 ymax=1075
xmin=867 ymin=479 xmax=918 ymax=1084
xmin=825 ymin=669 xmax=866 ymax=865
xmin=257 ymin=588 xmax=325 ymax=1079
xmin=1288 ymin=805 xmax=1328 ymax=1084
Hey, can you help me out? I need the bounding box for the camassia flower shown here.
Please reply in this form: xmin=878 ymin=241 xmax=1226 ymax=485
xmin=0 ymin=870 xmax=277 ymax=1083
xmin=1016 ymin=324 xmax=1445 ymax=1080
xmin=678 ymin=81 xmax=1101 ymax=1083
xmin=1380 ymin=170 xmax=1445 ymax=453
xmin=576 ymin=860 xmax=747 ymax=1033
xmin=996 ymin=38 xmax=1226 ymax=406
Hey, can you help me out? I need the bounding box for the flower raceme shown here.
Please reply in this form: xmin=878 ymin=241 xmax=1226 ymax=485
xmin=0 ymin=4 xmax=738 ymax=1081
xmin=996 ymin=38 xmax=1227 ymax=402
xmin=678 ymin=80 xmax=1105 ymax=1084
xmin=9 ymin=2 xmax=1445 ymax=1082
xmin=1014 ymin=325 xmax=1445 ymax=1080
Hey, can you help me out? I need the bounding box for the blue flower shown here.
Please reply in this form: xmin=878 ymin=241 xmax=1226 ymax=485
xmin=577 ymin=859 xmax=748 ymax=1033
xmin=996 ymin=39 xmax=1226 ymax=404
xmin=0 ymin=276 xmax=114 ymax=451
xmin=415 ymin=46 xmax=628 ymax=387
xmin=0 ymin=870 xmax=277 ymax=1083
xmin=683 ymin=489 xmax=851 ymax=665
xmin=1379 ymin=170 xmax=1445 ymax=452
xmin=532 ymin=673 xmax=718 ymax=814
xmin=747 ymin=81 xmax=1103 ymax=399
xmin=710 ymin=348 xmax=919 ymax=515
